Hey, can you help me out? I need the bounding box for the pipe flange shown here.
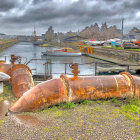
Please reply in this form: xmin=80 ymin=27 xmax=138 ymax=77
xmin=8 ymin=64 xmax=32 ymax=76
xmin=120 ymin=72 xmax=136 ymax=98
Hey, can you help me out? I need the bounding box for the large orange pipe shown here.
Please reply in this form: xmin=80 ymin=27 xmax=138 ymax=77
xmin=9 ymin=72 xmax=140 ymax=112
xmin=0 ymin=61 xmax=34 ymax=98
xmin=0 ymin=63 xmax=12 ymax=74
xmin=8 ymin=64 xmax=34 ymax=98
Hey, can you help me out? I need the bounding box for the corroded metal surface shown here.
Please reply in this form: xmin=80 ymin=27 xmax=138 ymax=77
xmin=0 ymin=58 xmax=34 ymax=98
xmin=69 ymin=63 xmax=80 ymax=80
xmin=9 ymin=72 xmax=140 ymax=112
xmin=131 ymin=75 xmax=140 ymax=99
xmin=9 ymin=64 xmax=34 ymax=98
xmin=0 ymin=60 xmax=6 ymax=64
xmin=0 ymin=63 xmax=12 ymax=74
xmin=10 ymin=55 xmax=21 ymax=64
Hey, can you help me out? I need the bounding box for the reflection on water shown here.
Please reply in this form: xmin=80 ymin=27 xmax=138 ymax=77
xmin=0 ymin=100 xmax=11 ymax=118
xmin=11 ymin=115 xmax=50 ymax=128
xmin=0 ymin=42 xmax=108 ymax=78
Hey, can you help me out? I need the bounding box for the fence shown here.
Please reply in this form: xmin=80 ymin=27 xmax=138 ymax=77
xmin=25 ymin=58 xmax=140 ymax=80
xmin=0 ymin=56 xmax=139 ymax=80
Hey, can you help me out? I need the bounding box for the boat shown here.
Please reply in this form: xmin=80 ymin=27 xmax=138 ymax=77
xmin=134 ymin=40 xmax=140 ymax=46
xmin=33 ymin=41 xmax=41 ymax=46
xmin=42 ymin=48 xmax=81 ymax=56
xmin=111 ymin=41 xmax=121 ymax=47
xmin=40 ymin=44 xmax=49 ymax=47
xmin=123 ymin=42 xmax=140 ymax=49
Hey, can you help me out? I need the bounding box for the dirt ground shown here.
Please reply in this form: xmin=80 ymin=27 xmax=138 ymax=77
xmin=0 ymin=99 xmax=140 ymax=140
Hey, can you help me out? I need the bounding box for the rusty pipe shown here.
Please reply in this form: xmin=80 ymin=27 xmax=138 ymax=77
xmin=0 ymin=59 xmax=34 ymax=98
xmin=8 ymin=64 xmax=34 ymax=98
xmin=0 ymin=63 xmax=12 ymax=74
xmin=9 ymin=72 xmax=140 ymax=112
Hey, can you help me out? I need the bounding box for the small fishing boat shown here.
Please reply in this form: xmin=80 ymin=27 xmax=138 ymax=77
xmin=33 ymin=40 xmax=41 ymax=46
xmin=42 ymin=48 xmax=81 ymax=56
xmin=134 ymin=40 xmax=140 ymax=46
xmin=40 ymin=44 xmax=49 ymax=47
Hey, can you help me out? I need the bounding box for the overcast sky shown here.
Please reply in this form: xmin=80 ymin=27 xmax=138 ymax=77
xmin=0 ymin=0 xmax=140 ymax=35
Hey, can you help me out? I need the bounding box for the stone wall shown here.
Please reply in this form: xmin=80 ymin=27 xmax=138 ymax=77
xmin=87 ymin=47 xmax=140 ymax=65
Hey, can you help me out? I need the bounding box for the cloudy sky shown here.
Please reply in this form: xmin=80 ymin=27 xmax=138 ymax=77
xmin=0 ymin=0 xmax=140 ymax=35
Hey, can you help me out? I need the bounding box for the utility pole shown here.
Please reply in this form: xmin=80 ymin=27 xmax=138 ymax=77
xmin=33 ymin=26 xmax=36 ymax=41
xmin=122 ymin=18 xmax=124 ymax=42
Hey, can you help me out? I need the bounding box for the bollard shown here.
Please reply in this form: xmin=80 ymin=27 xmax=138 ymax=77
xmin=9 ymin=72 xmax=140 ymax=112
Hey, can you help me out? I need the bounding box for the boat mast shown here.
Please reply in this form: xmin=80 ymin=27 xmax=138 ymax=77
xmin=33 ymin=26 xmax=36 ymax=41
xmin=121 ymin=18 xmax=124 ymax=42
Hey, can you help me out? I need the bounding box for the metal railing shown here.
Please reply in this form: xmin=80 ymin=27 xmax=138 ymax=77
xmin=0 ymin=56 xmax=139 ymax=80
xmin=24 ymin=58 xmax=140 ymax=78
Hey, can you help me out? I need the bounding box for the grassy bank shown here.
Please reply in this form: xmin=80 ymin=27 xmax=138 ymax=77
xmin=103 ymin=46 xmax=140 ymax=51
xmin=0 ymin=82 xmax=16 ymax=102
xmin=0 ymin=39 xmax=18 ymax=53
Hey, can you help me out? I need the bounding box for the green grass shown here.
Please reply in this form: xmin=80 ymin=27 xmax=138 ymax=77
xmin=121 ymin=104 xmax=140 ymax=114
xmin=82 ymin=99 xmax=93 ymax=105
xmin=103 ymin=47 xmax=124 ymax=50
xmin=111 ymin=97 xmax=121 ymax=105
xmin=43 ymin=127 xmax=50 ymax=132
xmin=103 ymin=46 xmax=140 ymax=51
xmin=120 ymin=99 xmax=140 ymax=125
xmin=0 ymin=41 xmax=17 ymax=53
xmin=0 ymin=82 xmax=16 ymax=101
xmin=127 ymin=49 xmax=140 ymax=51
xmin=129 ymin=99 xmax=140 ymax=107
xmin=59 ymin=102 xmax=77 ymax=109
xmin=0 ymin=119 xmax=5 ymax=125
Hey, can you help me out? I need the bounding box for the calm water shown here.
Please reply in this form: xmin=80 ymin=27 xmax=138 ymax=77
xmin=0 ymin=42 xmax=107 ymax=78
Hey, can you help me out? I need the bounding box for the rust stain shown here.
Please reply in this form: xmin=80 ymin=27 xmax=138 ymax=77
xmin=0 ymin=56 xmax=34 ymax=98
xmin=0 ymin=64 xmax=12 ymax=74
xmin=69 ymin=63 xmax=80 ymax=80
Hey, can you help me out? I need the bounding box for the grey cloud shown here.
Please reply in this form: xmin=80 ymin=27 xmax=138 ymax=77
xmin=32 ymin=0 xmax=52 ymax=4
xmin=0 ymin=0 xmax=140 ymax=35
xmin=0 ymin=0 xmax=17 ymax=11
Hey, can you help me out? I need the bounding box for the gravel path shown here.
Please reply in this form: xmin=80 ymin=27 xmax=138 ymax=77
xmin=0 ymin=101 xmax=139 ymax=140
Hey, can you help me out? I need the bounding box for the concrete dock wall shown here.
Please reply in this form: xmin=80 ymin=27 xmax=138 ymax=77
xmin=86 ymin=47 xmax=140 ymax=65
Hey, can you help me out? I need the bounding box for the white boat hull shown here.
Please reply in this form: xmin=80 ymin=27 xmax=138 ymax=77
xmin=42 ymin=51 xmax=81 ymax=57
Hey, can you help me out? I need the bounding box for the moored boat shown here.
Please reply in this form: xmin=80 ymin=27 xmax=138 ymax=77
xmin=42 ymin=48 xmax=81 ymax=56
xmin=40 ymin=44 xmax=49 ymax=47
xmin=134 ymin=40 xmax=140 ymax=46
xmin=33 ymin=41 xmax=41 ymax=46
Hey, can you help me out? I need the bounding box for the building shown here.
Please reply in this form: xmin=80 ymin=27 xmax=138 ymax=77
xmin=136 ymin=32 xmax=140 ymax=41
xmin=62 ymin=35 xmax=88 ymax=43
xmin=60 ymin=35 xmax=88 ymax=48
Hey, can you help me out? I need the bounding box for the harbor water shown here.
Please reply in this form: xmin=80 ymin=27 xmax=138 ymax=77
xmin=0 ymin=42 xmax=108 ymax=78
